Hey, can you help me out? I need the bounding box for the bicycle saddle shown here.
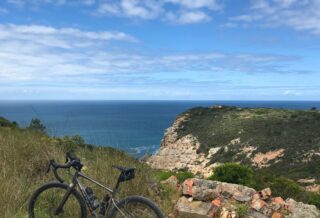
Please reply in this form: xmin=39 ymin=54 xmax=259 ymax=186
xmin=112 ymin=165 xmax=135 ymax=182
xmin=112 ymin=165 xmax=133 ymax=172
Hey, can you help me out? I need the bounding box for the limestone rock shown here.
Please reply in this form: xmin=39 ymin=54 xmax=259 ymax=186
xmin=271 ymin=212 xmax=283 ymax=218
xmin=182 ymin=178 xmax=255 ymax=202
xmin=297 ymin=178 xmax=316 ymax=184
xmin=175 ymin=196 xmax=214 ymax=218
xmin=285 ymin=198 xmax=320 ymax=218
xmin=259 ymin=188 xmax=272 ymax=200
xmin=146 ymin=113 xmax=217 ymax=177
xmin=245 ymin=210 xmax=269 ymax=218
xmin=161 ymin=175 xmax=179 ymax=188
xmin=305 ymin=184 xmax=320 ymax=193
xmin=175 ymin=178 xmax=320 ymax=218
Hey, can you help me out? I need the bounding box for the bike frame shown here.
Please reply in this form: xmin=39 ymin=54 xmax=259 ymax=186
xmin=55 ymin=170 xmax=125 ymax=218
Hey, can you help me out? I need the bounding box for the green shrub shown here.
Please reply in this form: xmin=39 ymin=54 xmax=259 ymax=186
xmin=154 ymin=171 xmax=174 ymax=181
xmin=27 ymin=118 xmax=46 ymax=133
xmin=154 ymin=170 xmax=194 ymax=183
xmin=0 ymin=117 xmax=18 ymax=128
xmin=237 ymin=204 xmax=248 ymax=218
xmin=175 ymin=171 xmax=194 ymax=183
xmin=209 ymin=163 xmax=254 ymax=186
xmin=271 ymin=177 xmax=303 ymax=199
xmin=270 ymin=177 xmax=320 ymax=208
xmin=57 ymin=135 xmax=88 ymax=152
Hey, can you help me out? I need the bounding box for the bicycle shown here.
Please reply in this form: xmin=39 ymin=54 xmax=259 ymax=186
xmin=28 ymin=153 xmax=164 ymax=218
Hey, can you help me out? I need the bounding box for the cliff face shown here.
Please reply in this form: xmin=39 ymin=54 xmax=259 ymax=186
xmin=147 ymin=106 xmax=320 ymax=180
xmin=147 ymin=113 xmax=217 ymax=177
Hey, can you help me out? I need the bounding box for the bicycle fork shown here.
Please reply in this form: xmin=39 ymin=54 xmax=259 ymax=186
xmin=54 ymin=183 xmax=75 ymax=216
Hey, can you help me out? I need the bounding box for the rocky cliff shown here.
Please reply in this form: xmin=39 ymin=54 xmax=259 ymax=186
xmin=147 ymin=112 xmax=218 ymax=177
xmin=147 ymin=106 xmax=320 ymax=180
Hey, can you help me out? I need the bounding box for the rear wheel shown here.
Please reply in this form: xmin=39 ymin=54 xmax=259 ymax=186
xmin=110 ymin=196 xmax=164 ymax=218
xmin=28 ymin=182 xmax=87 ymax=218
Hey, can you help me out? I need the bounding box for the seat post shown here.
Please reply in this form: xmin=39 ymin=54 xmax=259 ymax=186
xmin=112 ymin=175 xmax=122 ymax=197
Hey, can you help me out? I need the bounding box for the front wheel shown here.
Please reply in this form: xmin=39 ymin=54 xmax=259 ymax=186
xmin=28 ymin=182 xmax=87 ymax=218
xmin=110 ymin=196 xmax=164 ymax=218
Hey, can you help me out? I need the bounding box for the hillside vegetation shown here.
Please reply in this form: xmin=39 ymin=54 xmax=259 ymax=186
xmin=0 ymin=117 xmax=177 ymax=218
xmin=177 ymin=106 xmax=320 ymax=179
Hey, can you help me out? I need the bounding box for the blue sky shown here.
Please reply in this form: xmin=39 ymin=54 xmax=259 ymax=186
xmin=0 ymin=0 xmax=319 ymax=100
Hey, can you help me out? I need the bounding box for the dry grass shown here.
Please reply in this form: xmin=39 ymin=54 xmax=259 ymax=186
xmin=0 ymin=126 xmax=177 ymax=217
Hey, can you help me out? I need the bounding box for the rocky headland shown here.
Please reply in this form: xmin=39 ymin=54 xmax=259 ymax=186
xmin=147 ymin=106 xmax=320 ymax=180
xmin=147 ymin=105 xmax=320 ymax=217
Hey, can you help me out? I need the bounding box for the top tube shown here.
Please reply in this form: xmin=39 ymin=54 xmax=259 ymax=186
xmin=78 ymin=172 xmax=114 ymax=194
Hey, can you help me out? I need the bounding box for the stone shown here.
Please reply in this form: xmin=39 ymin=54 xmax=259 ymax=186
xmin=272 ymin=197 xmax=285 ymax=205
xmin=233 ymin=191 xmax=252 ymax=202
xmin=271 ymin=197 xmax=285 ymax=211
xmin=182 ymin=178 xmax=221 ymax=201
xmin=271 ymin=212 xmax=283 ymax=218
xmin=183 ymin=179 xmax=194 ymax=196
xmin=246 ymin=210 xmax=269 ymax=218
xmin=297 ymin=178 xmax=316 ymax=184
xmin=251 ymin=198 xmax=265 ymax=211
xmin=221 ymin=183 xmax=239 ymax=195
xmin=305 ymin=184 xmax=320 ymax=193
xmin=285 ymin=198 xmax=320 ymax=218
xmin=161 ymin=175 xmax=179 ymax=188
xmin=175 ymin=196 xmax=214 ymax=218
xmin=212 ymin=197 xmax=222 ymax=207
xmin=220 ymin=207 xmax=230 ymax=218
xmin=259 ymin=188 xmax=271 ymax=200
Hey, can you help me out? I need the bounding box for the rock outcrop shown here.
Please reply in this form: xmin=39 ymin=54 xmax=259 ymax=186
xmin=169 ymin=178 xmax=320 ymax=218
xmin=147 ymin=106 xmax=320 ymax=180
xmin=147 ymin=113 xmax=217 ymax=177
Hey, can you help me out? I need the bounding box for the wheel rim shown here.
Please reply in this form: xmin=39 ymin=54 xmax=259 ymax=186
xmin=114 ymin=200 xmax=159 ymax=218
xmin=32 ymin=187 xmax=82 ymax=218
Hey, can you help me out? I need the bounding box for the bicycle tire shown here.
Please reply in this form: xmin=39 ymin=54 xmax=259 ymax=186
xmin=28 ymin=181 xmax=87 ymax=218
xmin=109 ymin=195 xmax=164 ymax=218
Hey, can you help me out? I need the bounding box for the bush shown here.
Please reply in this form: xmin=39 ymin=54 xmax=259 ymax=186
xmin=175 ymin=171 xmax=194 ymax=183
xmin=209 ymin=163 xmax=254 ymax=186
xmin=0 ymin=117 xmax=19 ymax=128
xmin=271 ymin=177 xmax=303 ymax=199
xmin=28 ymin=118 xmax=46 ymax=133
xmin=154 ymin=170 xmax=194 ymax=183
xmin=237 ymin=204 xmax=248 ymax=218
xmin=59 ymin=135 xmax=87 ymax=152
xmin=270 ymin=177 xmax=320 ymax=208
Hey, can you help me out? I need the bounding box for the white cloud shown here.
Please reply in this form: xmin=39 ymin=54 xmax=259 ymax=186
xmin=96 ymin=0 xmax=162 ymax=19
xmin=0 ymin=23 xmax=303 ymax=100
xmin=166 ymin=10 xmax=211 ymax=24
xmin=5 ymin=0 xmax=221 ymax=24
xmin=95 ymin=0 xmax=221 ymax=24
xmin=6 ymin=0 xmax=96 ymax=7
xmin=164 ymin=0 xmax=220 ymax=10
xmin=0 ymin=24 xmax=137 ymax=49
xmin=283 ymin=90 xmax=302 ymax=96
xmin=228 ymin=0 xmax=320 ymax=35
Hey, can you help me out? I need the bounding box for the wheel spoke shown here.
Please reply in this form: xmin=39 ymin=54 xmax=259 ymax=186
xmin=32 ymin=187 xmax=82 ymax=217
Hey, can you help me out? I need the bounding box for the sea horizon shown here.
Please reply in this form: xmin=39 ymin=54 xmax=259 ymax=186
xmin=1 ymin=100 xmax=320 ymax=157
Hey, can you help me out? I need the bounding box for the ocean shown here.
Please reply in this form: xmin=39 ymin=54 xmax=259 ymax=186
xmin=0 ymin=100 xmax=319 ymax=157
